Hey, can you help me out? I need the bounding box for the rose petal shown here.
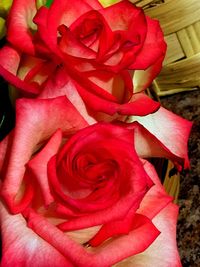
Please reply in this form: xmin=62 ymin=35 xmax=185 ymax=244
xmin=100 ymin=1 xmax=144 ymax=32
xmin=93 ymin=214 xmax=160 ymax=266
xmin=100 ymin=1 xmax=147 ymax=70
xmin=55 ymin=162 xmax=150 ymax=231
xmin=39 ymin=67 xmax=97 ymax=125
xmin=81 ymin=69 xmax=133 ymax=103
xmin=118 ymin=93 xmax=160 ymax=116
xmin=133 ymin=56 xmax=165 ymax=93
xmin=88 ymin=211 xmax=152 ymax=247
xmin=116 ymin=203 xmax=182 ymax=267
xmin=132 ymin=18 xmax=167 ymax=92
xmin=137 ymin=160 xmax=173 ymax=219
xmin=76 ymin=81 xmax=160 ymax=116
xmin=131 ymin=122 xmax=183 ymax=166
xmin=24 ymin=207 xmax=160 ymax=267
xmin=0 ymin=202 xmax=73 ymax=267
xmin=35 ymin=0 xmax=92 ymax=53
xmin=58 ymin=24 xmax=96 ymax=59
xmin=27 ymin=129 xmax=62 ymax=206
xmin=22 ymin=208 xmax=95 ymax=267
xmin=129 ymin=107 xmax=192 ymax=169
xmin=84 ymin=0 xmax=103 ymax=9
xmin=0 ymin=46 xmax=40 ymax=95
xmin=17 ymin=55 xmax=56 ymax=87
xmin=0 ymin=96 xmax=88 ymax=213
xmin=7 ymin=0 xmax=37 ymax=55
xmin=130 ymin=17 xmax=167 ymax=70
xmin=0 ymin=134 xmax=10 ymax=173
xmin=69 ymin=10 xmax=114 ymax=61
xmin=0 ymin=45 xmax=20 ymax=75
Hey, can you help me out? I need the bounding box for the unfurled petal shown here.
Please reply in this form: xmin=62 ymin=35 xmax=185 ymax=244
xmin=133 ymin=56 xmax=164 ymax=93
xmin=76 ymin=81 xmax=160 ymax=116
xmin=137 ymin=160 xmax=173 ymax=220
xmin=39 ymin=67 xmax=97 ymax=125
xmin=132 ymin=17 xmax=166 ymax=92
xmin=0 ymin=202 xmax=73 ymax=267
xmin=116 ymin=203 xmax=181 ymax=267
xmin=0 ymin=134 xmax=10 ymax=173
xmin=130 ymin=17 xmax=166 ymax=70
xmin=0 ymin=46 xmax=40 ymax=95
xmin=0 ymin=96 xmax=88 ymax=213
xmin=129 ymin=107 xmax=192 ymax=169
xmin=25 ymin=208 xmax=160 ymax=267
xmin=27 ymin=129 xmax=62 ymax=206
xmin=7 ymin=0 xmax=37 ymax=55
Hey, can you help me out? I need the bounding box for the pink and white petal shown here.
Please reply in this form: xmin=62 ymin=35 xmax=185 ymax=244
xmin=76 ymin=83 xmax=160 ymax=116
xmin=132 ymin=18 xmax=166 ymax=92
xmin=118 ymin=93 xmax=160 ymax=116
xmin=129 ymin=107 xmax=192 ymax=169
xmin=116 ymin=203 xmax=182 ymax=267
xmin=131 ymin=122 xmax=183 ymax=166
xmin=33 ymin=7 xmax=51 ymax=52
xmin=57 ymin=190 xmax=146 ymax=231
xmin=0 ymin=96 xmax=88 ymax=213
xmin=25 ymin=208 xmax=160 ymax=267
xmin=130 ymin=18 xmax=166 ymax=71
xmin=0 ymin=202 xmax=73 ymax=267
xmin=100 ymin=2 xmax=147 ymax=70
xmin=0 ymin=45 xmax=21 ymax=75
xmin=58 ymin=25 xmax=96 ymax=59
xmin=39 ymin=68 xmax=97 ymax=125
xmin=133 ymin=56 xmax=164 ymax=93
xmin=7 ymin=0 xmax=37 ymax=55
xmin=88 ymin=210 xmax=151 ymax=247
xmin=93 ymin=214 xmax=160 ymax=266
xmin=137 ymin=160 xmax=173 ymax=220
xmin=27 ymin=129 xmax=62 ymax=206
xmin=37 ymin=0 xmax=92 ymax=52
xmin=100 ymin=1 xmax=144 ymax=32
xmin=48 ymin=0 xmax=92 ymax=28
xmin=23 ymin=209 xmax=96 ymax=267
xmin=0 ymin=46 xmax=40 ymax=95
xmin=0 ymin=64 xmax=40 ymax=95
xmin=17 ymin=55 xmax=55 ymax=87
xmin=83 ymin=69 xmax=133 ymax=103
xmin=0 ymin=135 xmax=10 ymax=174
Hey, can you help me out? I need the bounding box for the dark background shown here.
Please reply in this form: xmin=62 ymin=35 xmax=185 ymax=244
xmin=161 ymin=90 xmax=200 ymax=267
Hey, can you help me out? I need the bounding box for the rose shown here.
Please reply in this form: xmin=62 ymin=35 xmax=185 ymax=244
xmin=0 ymin=96 xmax=190 ymax=266
xmin=0 ymin=0 xmax=166 ymax=118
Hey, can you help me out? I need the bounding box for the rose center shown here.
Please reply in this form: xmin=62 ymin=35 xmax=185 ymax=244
xmin=74 ymin=154 xmax=118 ymax=189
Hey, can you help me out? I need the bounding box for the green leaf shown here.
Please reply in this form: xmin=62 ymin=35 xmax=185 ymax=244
xmin=45 ymin=0 xmax=53 ymax=8
xmin=0 ymin=17 xmax=6 ymax=39
xmin=99 ymin=0 xmax=120 ymax=7
xmin=0 ymin=0 xmax=13 ymax=17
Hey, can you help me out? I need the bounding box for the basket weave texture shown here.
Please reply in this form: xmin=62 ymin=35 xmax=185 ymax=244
xmin=135 ymin=0 xmax=200 ymax=95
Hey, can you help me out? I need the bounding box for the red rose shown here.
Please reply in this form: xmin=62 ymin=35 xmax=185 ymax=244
xmin=0 ymin=0 xmax=166 ymax=117
xmin=0 ymin=96 xmax=188 ymax=266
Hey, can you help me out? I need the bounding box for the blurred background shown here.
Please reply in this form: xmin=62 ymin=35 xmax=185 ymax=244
xmin=161 ymin=91 xmax=200 ymax=267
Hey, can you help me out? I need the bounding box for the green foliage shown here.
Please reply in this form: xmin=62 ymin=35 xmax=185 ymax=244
xmin=45 ymin=0 xmax=54 ymax=8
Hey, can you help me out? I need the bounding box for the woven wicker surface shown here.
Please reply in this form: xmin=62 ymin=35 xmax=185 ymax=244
xmin=136 ymin=0 xmax=200 ymax=95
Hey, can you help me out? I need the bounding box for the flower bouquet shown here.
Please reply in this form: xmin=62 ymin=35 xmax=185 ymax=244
xmin=0 ymin=1 xmax=192 ymax=266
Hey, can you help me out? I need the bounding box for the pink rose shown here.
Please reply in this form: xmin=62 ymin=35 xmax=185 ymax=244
xmin=0 ymin=96 xmax=191 ymax=266
xmin=0 ymin=0 xmax=166 ymax=117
